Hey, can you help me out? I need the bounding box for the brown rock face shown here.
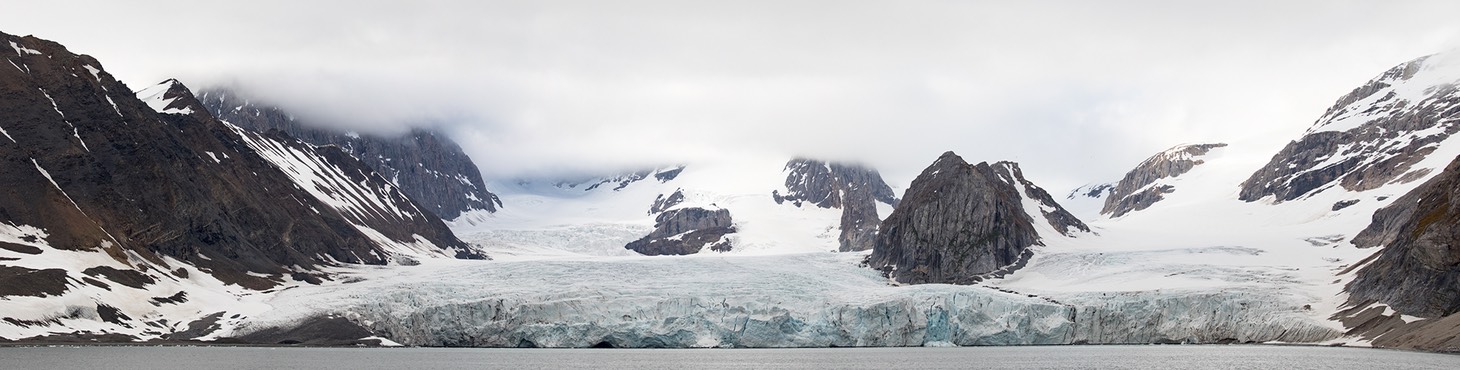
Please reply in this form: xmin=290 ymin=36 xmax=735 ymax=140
xmin=0 ymin=31 xmax=470 ymax=291
xmin=197 ymin=88 xmax=501 ymax=220
xmin=1102 ymin=143 xmax=1227 ymax=217
xmin=1338 ymin=154 xmax=1460 ymax=351
xmin=774 ymin=158 xmax=899 ymax=252
xmin=624 ymin=207 xmax=735 ymax=255
xmin=1346 ymin=154 xmax=1460 ymax=318
xmin=1240 ymin=55 xmax=1460 ymax=203
xmin=867 ymin=152 xmax=1052 ymax=285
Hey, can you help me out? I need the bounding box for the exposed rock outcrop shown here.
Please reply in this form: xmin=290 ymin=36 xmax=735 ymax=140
xmin=774 ymin=158 xmax=899 ymax=252
xmin=0 ymin=30 xmax=472 ymax=291
xmin=624 ymin=207 xmax=734 ymax=256
xmin=1240 ymin=55 xmax=1460 ymax=203
xmin=197 ymin=88 xmax=502 ymax=220
xmin=1337 ymin=154 xmax=1460 ymax=351
xmin=1068 ymin=183 xmax=1114 ymax=200
xmin=867 ymin=152 xmax=1054 ymax=284
xmin=228 ymin=127 xmax=482 ymax=260
xmin=1100 ymin=143 xmax=1226 ymax=217
xmin=648 ymin=188 xmax=686 ymax=215
xmin=1346 ymin=154 xmax=1460 ymax=318
xmin=990 ymin=161 xmax=1090 ymax=236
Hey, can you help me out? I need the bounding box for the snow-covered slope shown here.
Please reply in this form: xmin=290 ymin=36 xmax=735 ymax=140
xmin=1100 ymin=143 xmax=1228 ymax=218
xmin=0 ymin=31 xmax=468 ymax=343
xmin=1241 ymin=53 xmax=1460 ymax=203
xmin=0 ymin=223 xmax=275 ymax=341
xmin=456 ymin=159 xmax=881 ymax=259
xmin=224 ymin=124 xmax=480 ymax=261
xmin=197 ymin=87 xmax=503 ymax=221
xmin=1064 ymin=183 xmax=1114 ymax=221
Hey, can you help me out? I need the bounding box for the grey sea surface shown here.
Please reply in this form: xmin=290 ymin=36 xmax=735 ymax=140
xmin=2 ymin=345 xmax=1457 ymax=369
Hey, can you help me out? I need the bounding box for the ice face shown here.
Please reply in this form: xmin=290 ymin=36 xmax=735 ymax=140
xmin=239 ymin=249 xmax=1339 ymax=347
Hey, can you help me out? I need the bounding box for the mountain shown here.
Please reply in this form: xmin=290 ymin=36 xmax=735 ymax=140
xmin=624 ymin=206 xmax=735 ymax=255
xmin=471 ymin=159 xmax=899 ymax=258
xmin=1338 ymin=154 xmax=1460 ymax=351
xmin=1100 ymin=143 xmax=1227 ymax=218
xmin=1241 ymin=54 xmax=1460 ymax=204
xmin=193 ymin=54 xmax=1460 ymax=349
xmin=868 ymin=152 xmax=1085 ymax=285
xmin=774 ymin=158 xmax=899 ymax=252
xmin=196 ymin=88 xmax=501 ymax=221
xmin=0 ymin=31 xmax=473 ymax=342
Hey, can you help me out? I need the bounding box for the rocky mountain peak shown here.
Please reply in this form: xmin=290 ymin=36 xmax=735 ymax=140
xmin=1100 ymin=143 xmax=1227 ymax=217
xmin=136 ymin=79 xmax=206 ymax=116
xmin=773 ymin=158 xmax=899 ymax=252
xmin=990 ymin=161 xmax=1090 ymax=236
xmin=1240 ymin=54 xmax=1460 ymax=203
xmin=2 ymin=29 xmax=481 ymax=339
xmin=196 ymin=88 xmax=502 ymax=220
xmin=1345 ymin=154 xmax=1460 ymax=318
xmin=867 ymin=152 xmax=1060 ymax=285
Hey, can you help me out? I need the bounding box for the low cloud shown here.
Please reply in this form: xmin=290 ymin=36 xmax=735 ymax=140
xmin=6 ymin=0 xmax=1460 ymax=191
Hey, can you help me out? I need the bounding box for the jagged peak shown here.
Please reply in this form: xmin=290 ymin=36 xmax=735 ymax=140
xmin=931 ymin=151 xmax=968 ymax=167
xmin=1099 ymin=143 xmax=1226 ymax=217
xmin=135 ymin=79 xmax=206 ymax=116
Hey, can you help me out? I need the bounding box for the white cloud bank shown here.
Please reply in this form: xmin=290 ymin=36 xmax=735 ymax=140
xmin=4 ymin=0 xmax=1459 ymax=191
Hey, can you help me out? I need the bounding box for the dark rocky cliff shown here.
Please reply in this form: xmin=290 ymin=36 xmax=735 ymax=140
xmin=774 ymin=158 xmax=899 ymax=252
xmin=1338 ymin=154 xmax=1460 ymax=351
xmin=1347 ymin=154 xmax=1460 ymax=318
xmin=867 ymin=152 xmax=1048 ymax=285
xmin=625 ymin=207 xmax=734 ymax=255
xmin=990 ymin=161 xmax=1090 ymax=236
xmin=1102 ymin=143 xmax=1226 ymax=217
xmin=1240 ymin=55 xmax=1460 ymax=203
xmin=197 ymin=88 xmax=501 ymax=220
xmin=0 ymin=31 xmax=469 ymax=292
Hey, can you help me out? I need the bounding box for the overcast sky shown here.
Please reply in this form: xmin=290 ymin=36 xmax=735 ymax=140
xmin=6 ymin=1 xmax=1460 ymax=192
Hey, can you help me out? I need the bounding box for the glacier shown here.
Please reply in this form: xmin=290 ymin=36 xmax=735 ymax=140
xmin=236 ymin=248 xmax=1339 ymax=347
xmin=219 ymin=147 xmax=1383 ymax=348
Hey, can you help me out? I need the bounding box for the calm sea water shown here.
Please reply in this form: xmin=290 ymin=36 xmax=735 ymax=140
xmin=1 ymin=345 xmax=1456 ymax=369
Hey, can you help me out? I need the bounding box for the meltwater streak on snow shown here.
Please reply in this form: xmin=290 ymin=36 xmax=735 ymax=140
xmin=36 ymin=87 xmax=89 ymax=151
xmin=6 ymin=58 xmax=26 ymax=74
xmin=0 ymin=124 xmax=14 ymax=143
xmin=31 ymin=158 xmax=86 ymax=214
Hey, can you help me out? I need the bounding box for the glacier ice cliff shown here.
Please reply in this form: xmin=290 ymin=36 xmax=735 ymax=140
xmin=242 ymin=253 xmax=1340 ymax=347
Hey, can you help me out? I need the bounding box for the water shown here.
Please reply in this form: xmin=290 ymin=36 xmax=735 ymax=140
xmin=1 ymin=345 xmax=1456 ymax=369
